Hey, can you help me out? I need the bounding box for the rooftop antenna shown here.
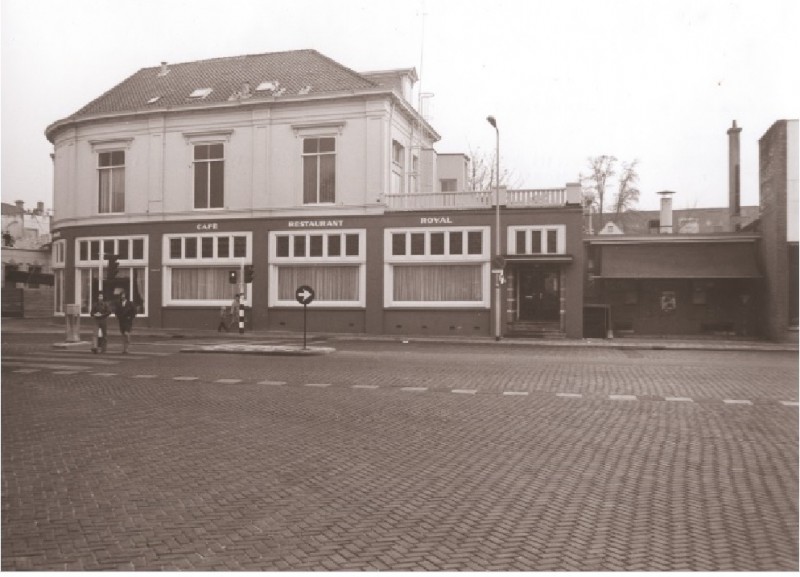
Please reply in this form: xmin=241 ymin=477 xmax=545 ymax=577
xmin=417 ymin=0 xmax=427 ymax=113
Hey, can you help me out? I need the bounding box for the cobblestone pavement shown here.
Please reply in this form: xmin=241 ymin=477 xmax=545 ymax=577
xmin=2 ymin=334 xmax=797 ymax=570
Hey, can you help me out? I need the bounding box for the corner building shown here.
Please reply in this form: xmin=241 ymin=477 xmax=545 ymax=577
xmin=47 ymin=50 xmax=584 ymax=338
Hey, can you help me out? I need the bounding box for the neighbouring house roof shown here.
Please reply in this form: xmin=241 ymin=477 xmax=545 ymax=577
xmin=594 ymin=241 xmax=762 ymax=279
xmin=592 ymin=206 xmax=760 ymax=235
xmin=1 ymin=202 xmax=24 ymax=216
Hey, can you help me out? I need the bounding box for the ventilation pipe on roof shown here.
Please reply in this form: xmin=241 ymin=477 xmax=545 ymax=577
xmin=657 ymin=191 xmax=675 ymax=234
xmin=158 ymin=62 xmax=170 ymax=77
xmin=727 ymin=120 xmax=742 ymax=231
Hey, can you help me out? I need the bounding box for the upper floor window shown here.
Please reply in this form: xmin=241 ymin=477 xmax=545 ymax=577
xmin=98 ymin=151 xmax=125 ymax=213
xmin=194 ymin=143 xmax=224 ymax=209
xmin=509 ymin=225 xmax=566 ymax=255
xmin=440 ymin=179 xmax=458 ymax=192
xmin=303 ymin=137 xmax=335 ymax=204
xmin=392 ymin=140 xmax=405 ymax=194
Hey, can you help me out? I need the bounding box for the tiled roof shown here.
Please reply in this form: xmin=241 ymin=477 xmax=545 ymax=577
xmin=594 ymin=206 xmax=760 ymax=235
xmin=68 ymin=49 xmax=379 ymax=119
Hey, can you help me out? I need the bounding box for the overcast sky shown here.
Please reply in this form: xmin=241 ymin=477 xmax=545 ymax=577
xmin=2 ymin=0 xmax=798 ymax=212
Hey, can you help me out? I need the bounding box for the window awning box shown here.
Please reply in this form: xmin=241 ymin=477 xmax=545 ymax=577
xmin=597 ymin=242 xmax=761 ymax=278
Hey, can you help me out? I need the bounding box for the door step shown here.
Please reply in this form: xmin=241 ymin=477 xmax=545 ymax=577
xmin=506 ymin=322 xmax=565 ymax=339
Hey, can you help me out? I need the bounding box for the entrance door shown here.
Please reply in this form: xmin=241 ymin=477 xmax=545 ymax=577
xmin=518 ymin=266 xmax=560 ymax=321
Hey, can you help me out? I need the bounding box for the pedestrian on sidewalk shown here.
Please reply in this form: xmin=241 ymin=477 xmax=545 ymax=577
xmin=115 ymin=290 xmax=137 ymax=354
xmin=217 ymin=305 xmax=231 ymax=332
xmin=229 ymin=293 xmax=242 ymax=331
xmin=90 ymin=292 xmax=112 ymax=353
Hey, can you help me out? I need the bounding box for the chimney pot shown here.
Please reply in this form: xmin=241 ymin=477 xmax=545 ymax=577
xmin=15 ymin=200 xmax=24 ymax=209
xmin=657 ymin=190 xmax=675 ymax=234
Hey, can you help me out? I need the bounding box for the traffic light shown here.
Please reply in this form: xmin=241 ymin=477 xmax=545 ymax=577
xmin=244 ymin=264 xmax=254 ymax=283
xmin=105 ymin=253 xmax=119 ymax=280
xmin=228 ymin=270 xmax=238 ymax=284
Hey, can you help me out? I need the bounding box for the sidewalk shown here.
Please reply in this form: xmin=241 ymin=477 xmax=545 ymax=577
xmin=2 ymin=317 xmax=797 ymax=353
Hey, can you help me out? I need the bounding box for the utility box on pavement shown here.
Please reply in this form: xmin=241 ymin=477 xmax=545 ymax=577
xmin=65 ymin=304 xmax=81 ymax=342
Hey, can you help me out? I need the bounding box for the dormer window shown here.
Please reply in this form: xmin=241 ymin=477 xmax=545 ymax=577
xmin=256 ymin=81 xmax=277 ymax=92
xmin=188 ymin=88 xmax=213 ymax=99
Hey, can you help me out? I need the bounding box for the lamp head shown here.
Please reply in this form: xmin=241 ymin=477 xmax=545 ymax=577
xmin=486 ymin=115 xmax=497 ymax=128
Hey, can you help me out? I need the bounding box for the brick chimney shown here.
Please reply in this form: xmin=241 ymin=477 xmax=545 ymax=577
xmin=657 ymin=190 xmax=675 ymax=234
xmin=728 ymin=120 xmax=742 ymax=231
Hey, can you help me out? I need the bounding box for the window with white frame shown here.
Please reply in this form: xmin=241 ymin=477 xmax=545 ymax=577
xmin=384 ymin=227 xmax=490 ymax=307
xmin=53 ymin=239 xmax=66 ymax=314
xmin=75 ymin=236 xmax=148 ymax=316
xmin=303 ymin=137 xmax=336 ymax=204
xmin=392 ymin=140 xmax=405 ymax=193
xmin=98 ymin=150 xmax=125 ymax=213
xmin=164 ymin=232 xmax=250 ymax=306
xmin=269 ymin=230 xmax=365 ymax=307
xmin=409 ymin=155 xmax=419 ymax=193
xmin=509 ymin=225 xmax=566 ymax=255
xmin=193 ymin=143 xmax=225 ymax=209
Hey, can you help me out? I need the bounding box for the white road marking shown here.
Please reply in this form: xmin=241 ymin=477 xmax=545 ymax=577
xmin=780 ymin=401 xmax=799 ymax=407
xmin=452 ymin=389 xmax=477 ymax=395
xmin=12 ymin=369 xmax=40 ymax=373
xmin=401 ymin=387 xmax=428 ymax=392
xmin=723 ymin=399 xmax=753 ymax=405
xmin=91 ymin=372 xmax=117 ymax=377
xmin=215 ymin=378 xmax=243 ymax=384
xmin=305 ymin=383 xmax=331 ymax=388
xmin=173 ymin=376 xmax=199 ymax=381
xmin=556 ymin=393 xmax=582 ymax=398
xmin=609 ymin=395 xmax=637 ymax=401
xmin=503 ymin=391 xmax=529 ymax=396
xmin=52 ymin=371 xmax=79 ymax=375
xmin=352 ymin=385 xmax=379 ymax=389
xmin=133 ymin=374 xmax=158 ymax=379
xmin=665 ymin=397 xmax=694 ymax=402
xmin=258 ymin=380 xmax=286 ymax=386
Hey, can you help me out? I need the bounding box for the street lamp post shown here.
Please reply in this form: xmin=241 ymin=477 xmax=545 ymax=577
xmin=487 ymin=115 xmax=502 ymax=341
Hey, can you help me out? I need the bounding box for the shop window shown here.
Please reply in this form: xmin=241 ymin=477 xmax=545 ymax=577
xmin=163 ymin=232 xmax=251 ymax=307
xmin=269 ymin=230 xmax=366 ymax=307
xmin=384 ymin=227 xmax=490 ymax=308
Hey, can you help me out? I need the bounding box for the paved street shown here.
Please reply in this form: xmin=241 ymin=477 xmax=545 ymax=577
xmin=2 ymin=332 xmax=798 ymax=570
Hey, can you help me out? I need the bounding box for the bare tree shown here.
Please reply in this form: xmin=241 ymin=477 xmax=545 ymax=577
xmin=581 ymin=155 xmax=617 ymax=230
xmin=612 ymin=159 xmax=640 ymax=218
xmin=467 ymin=146 xmax=519 ymax=191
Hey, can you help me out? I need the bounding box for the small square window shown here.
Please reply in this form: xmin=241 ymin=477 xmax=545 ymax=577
xmin=132 ymin=239 xmax=144 ymax=260
xmin=392 ymin=233 xmax=406 ymax=256
xmin=218 ymin=237 xmax=230 ymax=258
xmin=233 ymin=236 xmax=246 ymax=258
xmin=430 ymin=233 xmax=445 ymax=255
xmin=310 ymin=235 xmax=323 ymax=257
xmin=170 ymin=239 xmax=182 ymax=259
xmin=410 ymin=233 xmax=425 ymax=255
xmin=467 ymin=231 xmax=482 ymax=255
xmin=516 ymin=231 xmax=527 ymax=254
xmin=294 ymin=236 xmax=306 ymax=257
xmin=345 ymin=234 xmax=359 ymax=256
xmin=276 ymin=236 xmax=289 ymax=258
xmin=449 ymin=232 xmax=463 ymax=255
xmin=185 ymin=237 xmax=197 ymax=259
xmin=201 ymin=237 xmax=214 ymax=258
xmin=531 ymin=231 xmax=542 ymax=254
xmin=328 ymin=235 xmax=341 ymax=257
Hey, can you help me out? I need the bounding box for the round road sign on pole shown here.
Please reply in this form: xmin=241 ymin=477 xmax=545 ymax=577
xmin=295 ymin=285 xmax=315 ymax=305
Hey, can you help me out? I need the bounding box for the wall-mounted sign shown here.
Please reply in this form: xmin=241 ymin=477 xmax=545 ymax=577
xmin=196 ymin=222 xmax=219 ymax=230
xmin=661 ymin=291 xmax=677 ymax=313
xmin=288 ymin=220 xmax=344 ymax=228
xmin=420 ymin=217 xmax=454 ymax=225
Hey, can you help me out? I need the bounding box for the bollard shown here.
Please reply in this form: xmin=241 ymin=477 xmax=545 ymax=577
xmin=65 ymin=303 xmax=81 ymax=343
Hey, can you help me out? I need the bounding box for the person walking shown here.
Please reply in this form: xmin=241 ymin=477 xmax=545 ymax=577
xmin=115 ymin=290 xmax=137 ymax=354
xmin=229 ymin=293 xmax=242 ymax=331
xmin=90 ymin=292 xmax=112 ymax=353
